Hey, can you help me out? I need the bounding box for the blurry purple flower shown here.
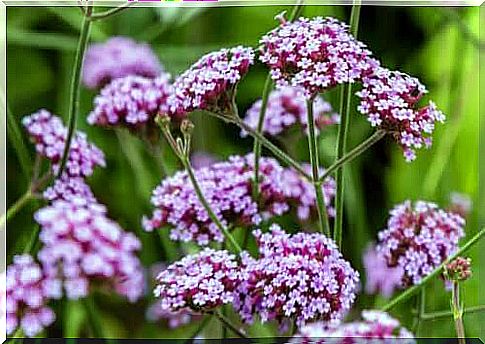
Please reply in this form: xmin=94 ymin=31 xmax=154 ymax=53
xmin=376 ymin=200 xmax=465 ymax=286
xmin=242 ymin=87 xmax=339 ymax=137
xmin=146 ymin=300 xmax=201 ymax=328
xmin=356 ymin=68 xmax=445 ymax=162
xmin=168 ymin=46 xmax=255 ymax=116
xmin=6 ymin=255 xmax=61 ymax=337
xmin=448 ymin=192 xmax=472 ymax=219
xmin=234 ymin=224 xmax=359 ymax=326
xmin=82 ymin=36 xmax=162 ymax=89
xmin=190 ymin=152 xmax=218 ymax=169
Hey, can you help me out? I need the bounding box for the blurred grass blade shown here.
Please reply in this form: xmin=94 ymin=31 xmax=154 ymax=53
xmin=7 ymin=29 xmax=78 ymax=51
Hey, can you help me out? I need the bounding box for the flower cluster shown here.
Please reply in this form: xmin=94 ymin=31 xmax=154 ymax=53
xmin=43 ymin=176 xmax=98 ymax=205
xmin=363 ymin=244 xmax=403 ymax=298
xmin=260 ymin=16 xmax=378 ymax=97
xmin=34 ymin=198 xmax=144 ymax=302
xmin=234 ymin=225 xmax=359 ymax=326
xmin=376 ymin=200 xmax=465 ymax=286
xmin=169 ymin=46 xmax=255 ymax=116
xmin=6 ymin=255 xmax=61 ymax=337
xmin=82 ymin=36 xmax=162 ymax=89
xmin=292 ymin=310 xmax=414 ymax=343
xmin=356 ymin=68 xmax=445 ymax=161
xmin=88 ymin=73 xmax=174 ymax=130
xmin=23 ymin=109 xmax=106 ymax=178
xmin=242 ymin=87 xmax=339 ymax=137
xmin=154 ymin=248 xmax=240 ymax=312
xmin=444 ymin=257 xmax=472 ymax=282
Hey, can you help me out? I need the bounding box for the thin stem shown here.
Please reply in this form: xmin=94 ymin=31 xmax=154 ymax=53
xmin=252 ymin=75 xmax=272 ymax=200
xmin=0 ymin=190 xmax=33 ymax=229
xmin=306 ymin=99 xmax=330 ymax=236
xmin=89 ymin=3 xmax=134 ymax=21
xmin=82 ymin=297 xmax=105 ymax=338
xmin=6 ymin=103 xmax=31 ymax=181
xmin=320 ymin=130 xmax=386 ymax=183
xmin=452 ymin=281 xmax=466 ymax=344
xmin=23 ymin=225 xmax=41 ymax=254
xmin=56 ymin=7 xmax=92 ymax=178
xmin=289 ymin=0 xmax=305 ymax=21
xmin=333 ymin=0 xmax=361 ymax=247
xmin=211 ymin=310 xmax=248 ymax=339
xmin=422 ymin=305 xmax=485 ymax=320
xmin=184 ymin=316 xmax=212 ymax=344
xmin=381 ymin=227 xmax=485 ymax=311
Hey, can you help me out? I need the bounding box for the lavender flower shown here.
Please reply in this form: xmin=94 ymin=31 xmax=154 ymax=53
xmin=169 ymin=46 xmax=255 ymax=116
xmin=448 ymin=192 xmax=472 ymax=218
xmin=260 ymin=16 xmax=379 ymax=97
xmin=363 ymin=244 xmax=403 ymax=298
xmin=43 ymin=176 xmax=99 ymax=205
xmin=6 ymin=255 xmax=61 ymax=337
xmin=190 ymin=152 xmax=218 ymax=169
xmin=376 ymin=200 xmax=465 ymax=286
xmin=242 ymin=87 xmax=339 ymax=137
xmin=34 ymin=198 xmax=144 ymax=302
xmin=234 ymin=225 xmax=359 ymax=326
xmin=356 ymin=68 xmax=445 ymax=161
xmin=23 ymin=110 xmax=106 ymax=178
xmin=154 ymin=248 xmax=240 ymax=312
xmin=82 ymin=36 xmax=162 ymax=89
xmin=292 ymin=310 xmax=414 ymax=343
xmin=88 ymin=73 xmax=175 ymax=131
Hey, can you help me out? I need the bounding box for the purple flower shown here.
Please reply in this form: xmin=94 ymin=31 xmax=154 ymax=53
xmin=292 ymin=310 xmax=414 ymax=343
xmin=43 ymin=176 xmax=99 ymax=205
xmin=34 ymin=198 xmax=144 ymax=302
xmin=356 ymin=67 xmax=445 ymax=161
xmin=146 ymin=302 xmax=199 ymax=328
xmin=23 ymin=110 xmax=106 ymax=178
xmin=82 ymin=36 xmax=162 ymax=89
xmin=190 ymin=152 xmax=218 ymax=169
xmin=6 ymin=255 xmax=61 ymax=337
xmin=448 ymin=192 xmax=472 ymax=218
xmin=88 ymin=73 xmax=175 ymax=131
xmin=168 ymin=46 xmax=255 ymax=116
xmin=260 ymin=16 xmax=379 ymax=97
xmin=363 ymin=244 xmax=403 ymax=298
xmin=376 ymin=200 xmax=465 ymax=286
xmin=154 ymin=248 xmax=240 ymax=312
xmin=242 ymin=87 xmax=339 ymax=137
xmin=234 ymin=225 xmax=359 ymax=326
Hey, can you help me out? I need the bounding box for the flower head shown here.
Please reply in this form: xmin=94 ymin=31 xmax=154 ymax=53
xmin=169 ymin=46 xmax=255 ymax=116
xmin=356 ymin=68 xmax=445 ymax=161
xmin=376 ymin=200 xmax=465 ymax=286
xmin=82 ymin=36 xmax=162 ymax=89
xmin=444 ymin=257 xmax=472 ymax=282
xmin=363 ymin=244 xmax=403 ymax=298
xmin=43 ymin=176 xmax=99 ymax=205
xmin=242 ymin=87 xmax=339 ymax=137
xmin=6 ymin=255 xmax=61 ymax=337
xmin=23 ymin=110 xmax=106 ymax=178
xmin=234 ymin=225 xmax=359 ymax=326
xmin=260 ymin=16 xmax=378 ymax=97
xmin=154 ymin=248 xmax=240 ymax=312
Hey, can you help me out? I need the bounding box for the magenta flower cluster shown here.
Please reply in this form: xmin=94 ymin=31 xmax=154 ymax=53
xmin=143 ymin=154 xmax=336 ymax=246
xmin=242 ymin=87 xmax=339 ymax=137
xmin=356 ymin=68 xmax=445 ymax=161
xmin=34 ymin=198 xmax=144 ymax=302
xmin=168 ymin=46 xmax=255 ymax=116
xmin=292 ymin=310 xmax=414 ymax=343
xmin=260 ymin=16 xmax=378 ymax=98
xmin=363 ymin=244 xmax=403 ymax=298
xmin=88 ymin=73 xmax=174 ymax=129
xmin=234 ymin=225 xmax=359 ymax=326
xmin=23 ymin=110 xmax=106 ymax=178
xmin=43 ymin=176 xmax=98 ymax=205
xmin=82 ymin=36 xmax=162 ymax=89
xmin=376 ymin=200 xmax=465 ymax=286
xmin=6 ymin=255 xmax=61 ymax=337
xmin=154 ymin=248 xmax=240 ymax=312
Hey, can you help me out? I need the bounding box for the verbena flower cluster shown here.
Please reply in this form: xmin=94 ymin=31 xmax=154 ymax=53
xmin=23 ymin=109 xmax=106 ymax=178
xmin=356 ymin=68 xmax=445 ymax=161
xmin=43 ymin=176 xmax=98 ymax=204
xmin=234 ymin=225 xmax=359 ymax=326
xmin=154 ymin=248 xmax=240 ymax=312
xmin=242 ymin=87 xmax=339 ymax=137
xmin=363 ymin=244 xmax=403 ymax=298
xmin=260 ymin=16 xmax=378 ymax=97
xmin=6 ymin=255 xmax=61 ymax=337
xmin=292 ymin=310 xmax=414 ymax=343
xmin=82 ymin=36 xmax=162 ymax=89
xmin=168 ymin=46 xmax=255 ymax=116
xmin=34 ymin=198 xmax=144 ymax=302
xmin=143 ymin=154 xmax=335 ymax=245
xmin=376 ymin=200 xmax=465 ymax=286
xmin=88 ymin=73 xmax=174 ymax=129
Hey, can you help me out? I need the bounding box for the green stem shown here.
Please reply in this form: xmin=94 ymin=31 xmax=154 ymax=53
xmin=89 ymin=3 xmax=134 ymax=21
xmin=289 ymin=0 xmax=305 ymax=21
xmin=320 ymin=130 xmax=385 ymax=183
xmin=6 ymin=103 xmax=31 ymax=181
xmin=211 ymin=310 xmax=248 ymax=338
xmin=184 ymin=316 xmax=212 ymax=344
xmin=1 ymin=190 xmax=33 ymax=229
xmin=381 ymin=228 xmax=485 ymax=312
xmin=252 ymin=75 xmax=272 ymax=200
xmin=452 ymin=281 xmax=466 ymax=344
xmin=82 ymin=297 xmax=105 ymax=338
xmin=333 ymin=1 xmax=361 ymax=247
xmin=306 ymin=99 xmax=330 ymax=236
xmin=56 ymin=7 xmax=92 ymax=178
xmin=23 ymin=225 xmax=41 ymax=254
xmin=422 ymin=305 xmax=485 ymax=320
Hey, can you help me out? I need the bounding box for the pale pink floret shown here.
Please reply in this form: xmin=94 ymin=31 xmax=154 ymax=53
xmin=363 ymin=244 xmax=403 ymax=298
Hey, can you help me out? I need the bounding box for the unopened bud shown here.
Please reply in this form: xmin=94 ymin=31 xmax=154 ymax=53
xmin=181 ymin=119 xmax=195 ymax=137
xmin=155 ymin=113 xmax=171 ymax=130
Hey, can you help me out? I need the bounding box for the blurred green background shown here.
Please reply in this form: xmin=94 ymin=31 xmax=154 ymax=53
xmin=5 ymin=4 xmax=484 ymax=340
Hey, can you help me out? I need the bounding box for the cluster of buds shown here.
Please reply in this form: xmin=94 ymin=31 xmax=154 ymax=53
xmin=444 ymin=257 xmax=472 ymax=282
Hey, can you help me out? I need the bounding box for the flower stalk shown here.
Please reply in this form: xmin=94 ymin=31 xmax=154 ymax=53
xmin=210 ymin=310 xmax=248 ymax=339
xmin=451 ymin=281 xmax=466 ymax=344
xmin=88 ymin=3 xmax=134 ymax=21
xmin=0 ymin=190 xmax=34 ymax=229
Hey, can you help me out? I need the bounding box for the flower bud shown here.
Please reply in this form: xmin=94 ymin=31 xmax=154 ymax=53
xmin=445 ymin=257 xmax=472 ymax=282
